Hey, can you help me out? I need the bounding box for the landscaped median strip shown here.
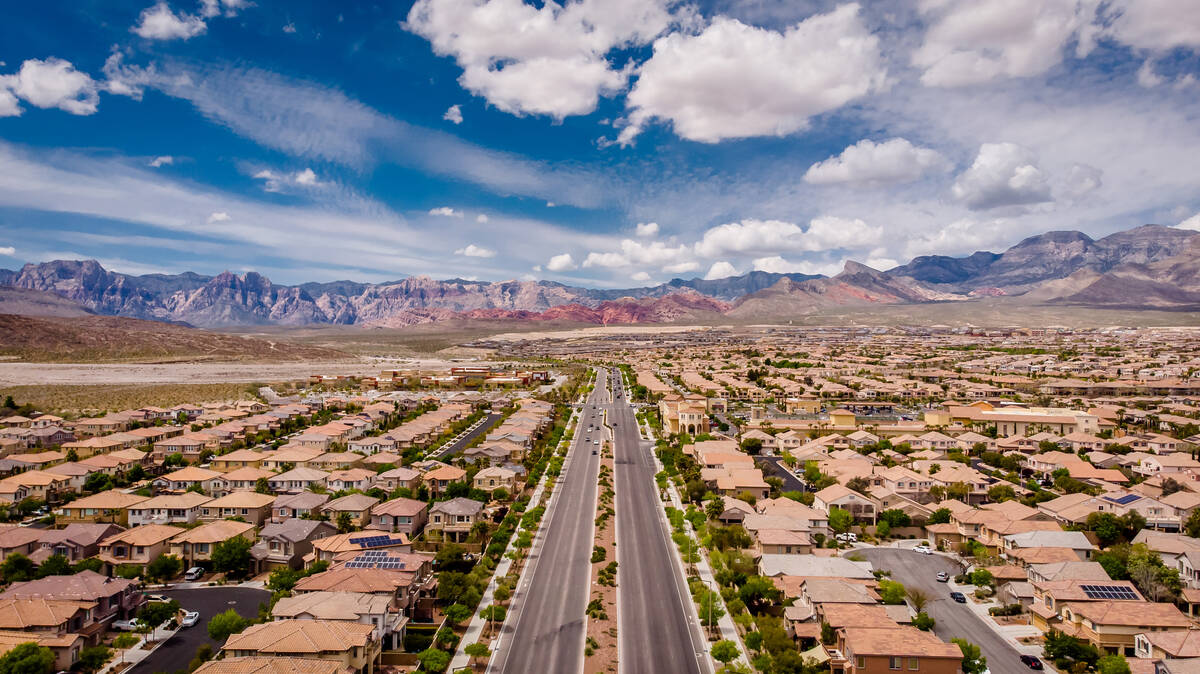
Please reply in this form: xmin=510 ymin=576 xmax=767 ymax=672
xmin=585 ymin=440 xmax=618 ymax=673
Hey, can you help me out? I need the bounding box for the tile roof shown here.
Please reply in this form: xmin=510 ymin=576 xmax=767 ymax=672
xmin=223 ymin=619 xmax=374 ymax=653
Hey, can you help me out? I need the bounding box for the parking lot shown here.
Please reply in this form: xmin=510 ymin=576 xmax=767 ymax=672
xmin=130 ymin=586 xmax=268 ymax=674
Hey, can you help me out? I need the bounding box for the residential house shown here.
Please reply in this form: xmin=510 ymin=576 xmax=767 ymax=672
xmin=0 ymin=570 xmax=143 ymax=629
xmin=367 ymin=498 xmax=428 ymax=538
xmin=325 ymin=469 xmax=376 ymax=493
xmin=128 ymin=492 xmax=213 ymax=526
xmin=170 ymin=520 xmax=256 ymax=568
xmin=220 ymin=620 xmax=380 ymax=674
xmin=272 ymin=591 xmax=404 ymax=650
xmin=427 ymin=498 xmax=484 ymax=542
xmin=374 ymin=467 xmax=421 ymax=493
xmin=838 ymin=625 xmax=966 ymax=674
xmin=152 ymin=466 xmax=223 ymax=494
xmin=473 ymin=466 xmax=517 ymax=493
xmin=251 ymin=519 xmax=337 ymax=572
xmin=58 ymin=491 xmax=149 ymax=526
xmin=200 ymin=492 xmax=276 ymax=526
xmin=28 ymin=524 xmax=123 ymax=564
xmin=422 ymin=465 xmax=466 ymax=498
xmin=268 ymin=468 xmax=330 ymax=495
xmin=813 ymin=484 xmax=877 ymax=523
xmin=271 ymin=492 xmax=329 ymax=522
xmin=97 ymin=524 xmax=183 ymax=573
xmin=324 ymin=494 xmax=379 ymax=528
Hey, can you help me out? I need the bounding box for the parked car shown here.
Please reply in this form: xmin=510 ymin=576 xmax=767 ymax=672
xmin=144 ymin=594 xmax=170 ymax=603
xmin=936 ymin=571 xmax=949 ymax=582
xmin=111 ymin=619 xmax=139 ymax=631
xmin=181 ymin=611 xmax=201 ymax=627
xmin=913 ymin=545 xmax=933 ymax=555
xmin=950 ymin=591 xmax=967 ymax=603
xmin=1020 ymin=656 xmax=1043 ymax=670
xmin=835 ymin=533 xmax=858 ymax=542
xmin=184 ymin=567 xmax=204 ymax=581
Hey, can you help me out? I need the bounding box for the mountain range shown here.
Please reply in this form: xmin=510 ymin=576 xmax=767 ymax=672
xmin=1 ymin=224 xmax=1196 ymax=327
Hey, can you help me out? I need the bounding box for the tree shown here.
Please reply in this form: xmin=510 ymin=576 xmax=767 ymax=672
xmin=83 ymin=472 xmax=113 ymax=494
xmin=953 ymin=639 xmax=987 ymax=674
xmin=76 ymin=645 xmax=111 ymax=673
xmin=738 ymin=576 xmax=780 ymax=612
xmin=0 ymin=554 xmax=35 ymax=583
xmin=207 ymin=609 xmax=248 ymax=642
xmin=336 ymin=511 xmax=354 ymax=533
xmin=706 ymin=497 xmax=725 ymax=522
xmin=138 ymin=600 xmax=181 ymax=629
xmin=906 ymin=587 xmax=930 ymax=613
xmin=464 ymin=641 xmax=491 ymax=663
xmin=211 ymin=536 xmax=253 ymax=579
xmin=875 ymin=520 xmax=891 ymax=538
xmin=1162 ymin=478 xmax=1184 ymax=496
xmin=828 ymin=507 xmax=853 ymax=534
xmin=969 ymin=568 xmax=995 ymax=587
xmin=1128 ymin=543 xmax=1182 ymax=601
xmin=913 ymin=612 xmax=935 ymax=631
xmin=846 ymin=477 xmax=871 ymax=494
xmin=35 ymin=554 xmax=72 ymax=578
xmin=443 ymin=603 xmax=472 ymax=625
xmin=1098 ymin=654 xmax=1131 ymax=674
xmin=146 ymin=554 xmax=182 ymax=583
xmin=878 ymin=510 xmax=911 ymax=528
xmin=740 ymin=437 xmax=763 ymax=456
xmin=255 ymin=477 xmax=272 ymax=494
xmin=1086 ymin=512 xmax=1124 ymax=546
xmin=417 ymin=647 xmax=449 ymax=673
xmin=878 ymin=579 xmax=906 ymax=605
xmin=928 ymin=507 xmax=952 ymax=525
xmin=712 ymin=640 xmax=739 ymax=666
xmin=0 ymin=642 xmax=55 ymax=674
xmin=987 ymin=484 xmax=1016 ymax=502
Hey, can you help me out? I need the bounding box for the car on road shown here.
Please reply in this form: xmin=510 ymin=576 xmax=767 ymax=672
xmin=181 ymin=611 xmax=200 ymax=627
xmin=913 ymin=545 xmax=933 ymax=554
xmin=950 ymin=591 xmax=966 ymax=603
xmin=936 ymin=571 xmax=949 ymax=582
xmin=112 ymin=619 xmax=140 ymax=631
xmin=145 ymin=594 xmax=170 ymax=603
xmin=1020 ymin=656 xmax=1043 ymax=670
xmin=184 ymin=567 xmax=204 ymax=581
xmin=835 ymin=533 xmax=858 ymax=542
xmin=594 ymin=440 xmax=600 ymax=445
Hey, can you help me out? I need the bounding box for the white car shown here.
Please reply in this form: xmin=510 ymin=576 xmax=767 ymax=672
xmin=111 ymin=619 xmax=140 ymax=632
xmin=181 ymin=611 xmax=201 ymax=627
xmin=184 ymin=567 xmax=204 ymax=581
xmin=913 ymin=545 xmax=933 ymax=555
xmin=835 ymin=533 xmax=858 ymax=542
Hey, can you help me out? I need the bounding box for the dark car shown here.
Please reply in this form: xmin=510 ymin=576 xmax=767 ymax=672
xmin=1020 ymin=656 xmax=1043 ymax=670
xmin=950 ymin=591 xmax=966 ymax=603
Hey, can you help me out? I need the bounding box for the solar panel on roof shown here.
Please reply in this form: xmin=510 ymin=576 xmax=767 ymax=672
xmin=1080 ymin=584 xmax=1138 ymax=600
xmin=1104 ymin=493 xmax=1140 ymax=505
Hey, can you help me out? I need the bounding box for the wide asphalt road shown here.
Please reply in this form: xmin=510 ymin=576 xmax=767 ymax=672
xmin=613 ymin=371 xmax=711 ymax=674
xmin=856 ymin=548 xmax=1030 ymax=674
xmin=490 ymin=369 xmax=605 ymax=674
xmin=131 ymin=586 xmax=268 ymax=674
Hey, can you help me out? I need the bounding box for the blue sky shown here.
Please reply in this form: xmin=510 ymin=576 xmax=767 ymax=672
xmin=1 ymin=0 xmax=1199 ymax=287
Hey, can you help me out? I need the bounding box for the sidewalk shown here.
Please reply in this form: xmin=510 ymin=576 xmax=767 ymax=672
xmin=944 ymin=578 xmax=1042 ymax=655
xmin=98 ymin=624 xmax=179 ymax=674
xmin=448 ymin=410 xmax=572 ymax=672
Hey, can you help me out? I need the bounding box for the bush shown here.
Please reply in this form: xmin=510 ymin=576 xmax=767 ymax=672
xmin=989 ymin=604 xmax=1023 ymax=617
xmin=207 ymin=608 xmax=248 ymax=642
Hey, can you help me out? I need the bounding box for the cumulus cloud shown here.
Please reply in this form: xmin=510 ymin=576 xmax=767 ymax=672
xmin=132 ymin=2 xmax=207 ymax=40
xmin=1137 ymin=60 xmax=1165 ymax=88
xmin=662 ymin=261 xmax=699 ymax=274
xmin=475 ymin=213 xmax=489 ymax=223
xmin=631 ymin=271 xmax=652 ymax=282
xmin=0 ymin=58 xmax=100 ymax=116
xmin=200 ymin=0 xmax=249 ymax=19
xmin=1100 ymin=0 xmax=1200 ymax=51
xmin=1062 ymin=163 xmax=1103 ymax=201
xmin=0 ymin=246 xmax=14 ymax=256
xmin=207 ymin=211 xmax=230 ymax=223
xmin=635 ymin=221 xmax=659 ymax=237
xmin=455 ymin=243 xmax=496 ymax=258
xmin=804 ymin=138 xmax=948 ymax=186
xmin=751 ymin=255 xmax=840 ymax=276
xmin=582 ymin=238 xmax=690 ymax=269
xmin=693 ymin=217 xmax=882 ymax=258
xmin=704 ymin=261 xmax=738 ymax=280
xmin=148 ymin=155 xmax=174 ymax=168
xmin=952 ymin=142 xmax=1053 ymax=210
xmin=912 ymin=0 xmax=1099 ymax=87
xmin=1178 ymin=213 xmax=1200 ymax=232
xmin=443 ymin=104 xmax=463 ymax=124
xmin=619 ymin=4 xmax=885 ymax=144
xmin=406 ymin=0 xmax=674 ymax=119
xmin=545 ymin=252 xmax=577 ymax=272
xmin=294 ymin=168 xmax=318 ymax=186
xmin=253 ymin=168 xmax=322 ymax=192
xmin=428 ymin=206 xmax=462 ymax=217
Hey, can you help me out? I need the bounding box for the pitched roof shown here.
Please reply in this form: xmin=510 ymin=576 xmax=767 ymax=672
xmin=223 ymin=619 xmax=374 ymax=653
xmin=1 ymin=570 xmax=136 ymax=602
xmin=171 ymin=519 xmax=255 ymax=544
xmin=64 ymin=490 xmax=149 ymax=510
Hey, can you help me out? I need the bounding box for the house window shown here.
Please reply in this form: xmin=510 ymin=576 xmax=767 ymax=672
xmin=890 ymin=657 xmax=901 ymax=669
xmin=908 ymin=658 xmax=919 ymax=670
xmin=857 ymin=656 xmax=866 ymax=669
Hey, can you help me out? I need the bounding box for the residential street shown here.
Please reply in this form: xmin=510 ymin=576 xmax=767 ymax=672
xmin=489 ymin=369 xmax=604 ymax=674
xmin=856 ymin=548 xmax=1031 ymax=674
xmin=757 ymin=455 xmax=806 ymax=492
xmin=613 ymin=373 xmax=711 ymax=674
xmin=429 ymin=411 xmax=503 ymax=460
xmin=130 ymin=586 xmax=268 ymax=674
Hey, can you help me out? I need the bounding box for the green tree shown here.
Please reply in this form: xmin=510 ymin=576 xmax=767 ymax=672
xmin=255 ymin=477 xmax=272 ymax=494
xmin=928 ymin=507 xmax=952 ymax=524
xmin=0 ymin=554 xmax=35 ymax=583
xmin=1098 ymin=654 xmax=1131 ymax=674
xmin=443 ymin=603 xmax=472 ymax=625
xmin=417 ymin=647 xmax=449 ymax=673
xmin=740 ymin=437 xmax=763 ymax=456
xmin=211 ymin=536 xmax=253 ymax=579
xmin=878 ymin=579 xmax=906 ymax=605
xmin=35 ymin=554 xmax=72 ymax=578
xmin=711 ymin=640 xmax=739 ymax=666
xmin=952 ymin=639 xmax=987 ymax=674
xmin=1086 ymin=512 xmax=1123 ymax=546
xmin=1185 ymin=509 xmax=1200 ymax=538
xmin=464 ymin=641 xmax=491 ymax=663
xmin=336 ymin=511 xmax=354 ymax=533
xmin=706 ymin=497 xmax=725 ymax=522
xmin=987 ymin=484 xmax=1016 ymax=502
xmin=83 ymin=472 xmax=113 ymax=494
xmin=913 ymin=612 xmax=935 ymax=631
xmin=828 ymin=507 xmax=853 ymax=534
xmin=0 ymin=642 xmax=55 ymax=674
xmin=878 ymin=510 xmax=911 ymax=528
xmin=207 ymin=609 xmax=248 ymax=642
xmin=138 ymin=599 xmax=181 ymax=629
xmin=970 ymin=568 xmax=995 ymax=587
xmin=76 ymin=645 xmax=111 ymax=673
xmin=71 ymin=557 xmax=104 ymax=574
xmin=875 ymin=520 xmax=891 ymax=538
xmin=738 ymin=576 xmax=780 ymax=612
xmin=146 ymin=554 xmax=182 ymax=582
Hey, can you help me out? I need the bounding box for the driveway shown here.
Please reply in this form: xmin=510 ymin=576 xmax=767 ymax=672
xmin=855 ymin=548 xmax=1032 ymax=674
xmin=757 ymin=456 xmax=806 ymax=492
xmin=130 ymin=586 xmax=268 ymax=674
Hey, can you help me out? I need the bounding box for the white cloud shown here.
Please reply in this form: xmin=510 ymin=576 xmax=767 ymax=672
xmin=804 ymin=138 xmax=948 ymax=186
xmin=200 ymin=0 xmax=248 ymax=18
xmin=0 ymin=246 xmax=14 ymax=256
xmin=455 ymin=243 xmax=496 ymax=258
xmin=132 ymin=2 xmax=207 ymax=41
xmin=662 ymin=261 xmax=699 ymax=274
xmin=443 ymin=104 xmax=463 ymax=124
xmin=912 ymin=0 xmax=1099 ymax=87
xmin=952 ymin=142 xmax=1052 ymax=210
xmin=294 ymin=168 xmax=318 ymax=186
xmin=704 ymin=261 xmax=738 ymax=280
xmin=693 ymin=216 xmax=882 ymax=258
xmin=207 ymin=211 xmax=230 ymax=223
xmin=475 ymin=213 xmax=489 ymax=223
xmin=1137 ymin=60 xmax=1164 ymax=88
xmin=282 ymin=22 xmax=297 ymax=34
xmin=619 ymin=4 xmax=885 ymax=144
xmin=1100 ymin=0 xmax=1200 ymax=51
xmin=635 ymin=221 xmax=659 ymax=237
xmin=546 ymin=252 xmax=577 ymax=272
xmin=148 ymin=155 xmax=174 ymax=168
xmin=429 ymin=206 xmax=462 ymax=217
xmin=631 ymin=271 xmax=651 ymax=282
xmin=751 ymin=255 xmax=840 ymax=276
xmin=1062 ymin=163 xmax=1102 ymax=201
xmin=1178 ymin=213 xmax=1200 ymax=232
xmin=0 ymin=58 xmax=100 ymax=116
xmin=582 ymin=238 xmax=690 ymax=269
xmin=406 ymin=0 xmax=674 ymax=119
xmin=253 ymin=168 xmax=321 ymax=192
